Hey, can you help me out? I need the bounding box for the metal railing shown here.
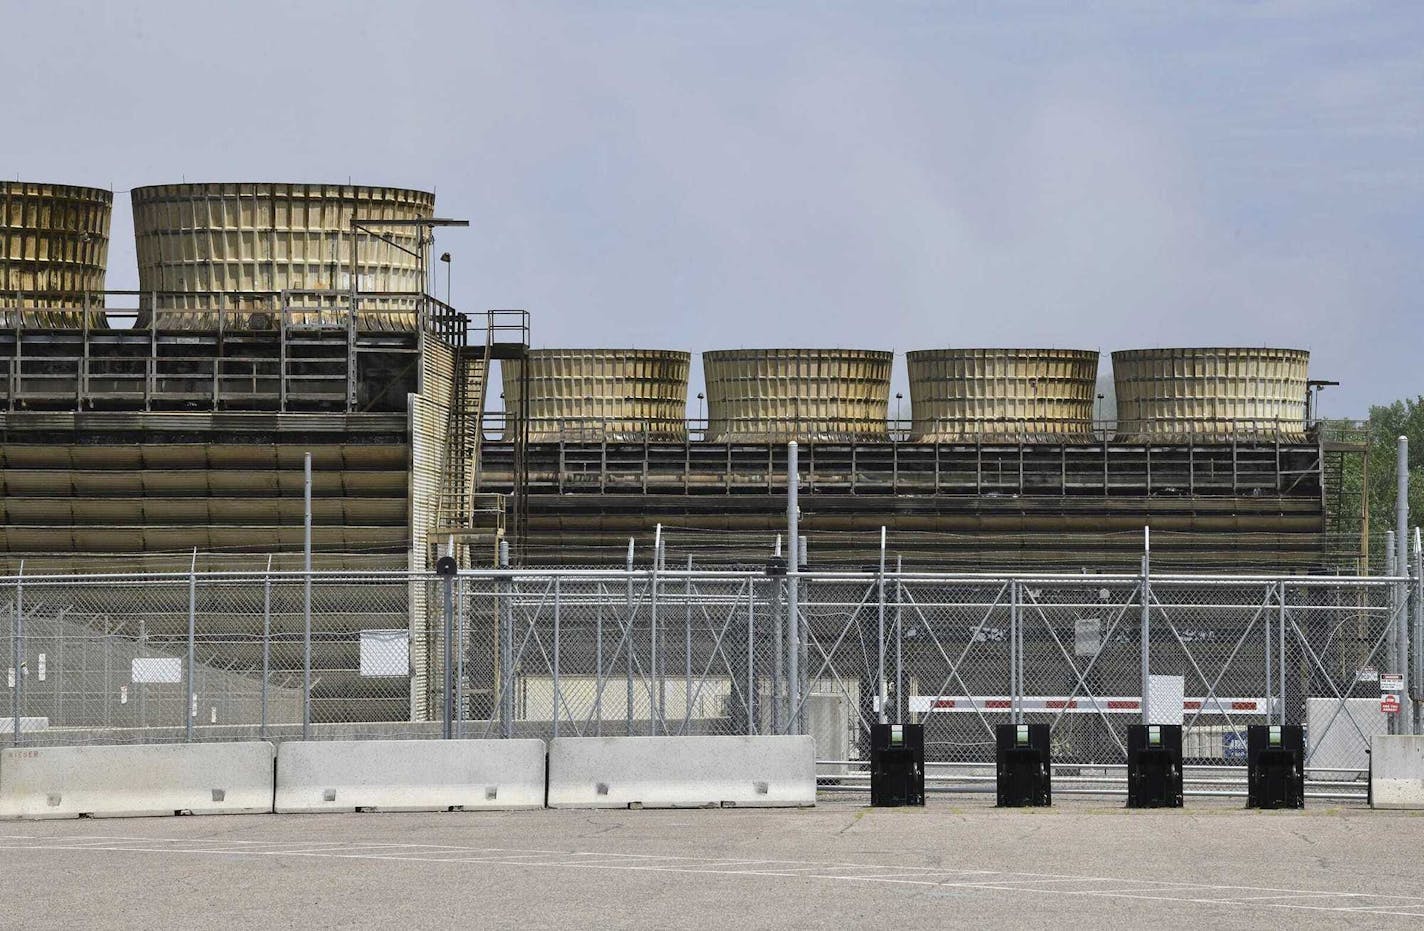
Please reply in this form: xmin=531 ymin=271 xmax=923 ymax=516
xmin=476 ymin=412 xmax=1323 ymax=445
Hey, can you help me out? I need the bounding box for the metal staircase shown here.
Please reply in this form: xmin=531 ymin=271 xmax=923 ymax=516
xmin=432 ymin=309 xmax=528 ymax=564
xmin=1320 ymin=421 xmax=1370 ymax=573
xmin=435 ymin=344 xmax=488 ymax=531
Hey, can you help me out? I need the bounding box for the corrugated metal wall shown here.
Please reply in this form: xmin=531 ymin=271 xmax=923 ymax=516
xmin=406 ymin=340 xmax=457 ymax=720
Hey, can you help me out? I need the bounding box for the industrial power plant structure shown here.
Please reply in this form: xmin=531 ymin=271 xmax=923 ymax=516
xmin=0 ymin=177 xmax=1372 ymax=733
xmin=479 ymin=345 xmax=1360 ymax=572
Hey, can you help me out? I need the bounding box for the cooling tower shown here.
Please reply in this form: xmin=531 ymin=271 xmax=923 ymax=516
xmin=0 ymin=181 xmax=111 ymax=327
xmin=502 ymin=349 xmax=691 ymax=441
xmin=131 ymin=182 xmax=435 ymax=330
xmin=907 ymin=349 xmax=1099 ymax=442
xmin=1112 ymin=347 xmax=1310 ymax=442
xmin=702 ymin=348 xmax=893 ymax=442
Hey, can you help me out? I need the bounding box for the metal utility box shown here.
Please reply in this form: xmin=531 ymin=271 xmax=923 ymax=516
xmin=1247 ymin=724 xmax=1304 ymax=809
xmin=996 ymin=723 xmax=1051 ymax=807
xmin=870 ymin=723 xmax=924 ymax=807
xmin=1127 ymin=724 xmax=1183 ymax=808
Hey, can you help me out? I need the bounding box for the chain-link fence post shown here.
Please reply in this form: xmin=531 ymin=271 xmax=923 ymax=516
xmin=747 ymin=576 xmax=756 ymax=736
xmin=786 ymin=442 xmax=801 ymax=736
xmin=302 ymin=453 xmax=312 ymax=741
xmin=261 ymin=555 xmax=272 ymax=739
xmin=650 ymin=528 xmax=662 ymax=736
xmin=186 ymin=549 xmax=197 ymax=743
xmin=1010 ymin=577 xmax=1020 ymax=724
xmin=876 ymin=527 xmax=887 ymax=726
xmin=1385 ymin=532 xmax=1397 ymax=734
xmin=12 ymin=561 xmax=23 ymax=747
xmin=625 ymin=538 xmax=634 ymax=736
xmin=1414 ymin=528 xmax=1422 ymax=734
xmin=1397 ymin=437 xmax=1412 ymax=735
xmin=1140 ymin=527 xmax=1151 ymax=724
xmin=895 ymin=555 xmax=904 ymax=722
xmin=798 ymin=535 xmax=808 ymax=734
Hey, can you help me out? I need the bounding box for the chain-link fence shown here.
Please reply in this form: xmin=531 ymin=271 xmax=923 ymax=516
xmin=0 ymin=563 xmax=1414 ymax=779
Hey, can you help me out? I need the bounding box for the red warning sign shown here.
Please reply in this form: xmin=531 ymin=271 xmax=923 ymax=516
xmin=1381 ymin=694 xmax=1402 ymax=715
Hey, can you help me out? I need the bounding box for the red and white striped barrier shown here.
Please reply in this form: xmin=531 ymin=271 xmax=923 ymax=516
xmin=908 ymin=695 xmax=1273 ymax=715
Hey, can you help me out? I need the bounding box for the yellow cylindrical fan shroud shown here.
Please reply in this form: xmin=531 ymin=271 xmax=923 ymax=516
xmin=502 ymin=349 xmax=692 ymax=441
xmin=0 ymin=181 xmax=111 ymax=328
xmin=906 ymin=348 xmax=1100 ymax=442
xmin=702 ymin=348 xmax=893 ymax=442
xmin=131 ymin=182 xmax=435 ymax=331
xmin=1112 ymin=347 xmax=1310 ymax=441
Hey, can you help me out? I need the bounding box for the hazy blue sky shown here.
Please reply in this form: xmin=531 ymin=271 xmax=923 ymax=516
xmin=5 ymin=0 xmax=1420 ymax=416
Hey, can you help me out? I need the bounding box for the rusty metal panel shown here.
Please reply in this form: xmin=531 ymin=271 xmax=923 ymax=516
xmin=0 ymin=181 xmax=111 ymax=327
xmin=907 ymin=348 xmax=1099 ymax=442
xmin=1113 ymin=347 xmax=1309 ymax=441
xmin=502 ymin=349 xmax=691 ymax=441
xmin=702 ymin=348 xmax=892 ymax=442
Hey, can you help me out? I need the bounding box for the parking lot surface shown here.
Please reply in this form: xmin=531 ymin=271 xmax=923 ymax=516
xmin=1 ymin=795 xmax=1420 ymax=929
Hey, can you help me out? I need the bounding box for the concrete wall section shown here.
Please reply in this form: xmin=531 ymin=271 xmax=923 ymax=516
xmin=548 ymin=735 xmax=815 ymax=809
xmin=275 ymin=739 xmax=546 ymax=813
xmin=1370 ymin=735 xmax=1424 ymax=809
xmin=0 ymin=742 xmax=275 ymax=819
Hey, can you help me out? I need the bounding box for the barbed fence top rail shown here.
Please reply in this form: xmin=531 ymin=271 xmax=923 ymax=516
xmin=0 ymin=567 xmax=1408 ymax=586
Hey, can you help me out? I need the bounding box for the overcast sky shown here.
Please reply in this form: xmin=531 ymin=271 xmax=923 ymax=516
xmin=5 ymin=0 xmax=1420 ymax=416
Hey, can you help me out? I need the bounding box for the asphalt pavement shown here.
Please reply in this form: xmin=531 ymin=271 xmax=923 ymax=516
xmin=1 ymin=795 xmax=1419 ymax=929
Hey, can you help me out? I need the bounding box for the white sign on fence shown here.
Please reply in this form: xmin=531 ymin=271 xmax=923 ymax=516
xmin=1381 ymin=673 xmax=1405 ymax=694
xmin=1074 ymin=618 xmax=1101 ymax=657
xmin=360 ymin=630 xmax=409 ymax=677
xmin=131 ymin=657 xmax=182 ymax=684
xmin=1146 ymin=674 xmax=1185 ymax=725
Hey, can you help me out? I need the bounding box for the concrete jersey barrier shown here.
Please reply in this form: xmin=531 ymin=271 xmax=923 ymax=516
xmin=0 ymin=742 xmax=276 ymax=819
xmin=548 ymin=735 xmax=815 ymax=809
xmin=1370 ymin=735 xmax=1424 ymax=809
xmin=275 ymin=739 xmax=547 ymax=813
